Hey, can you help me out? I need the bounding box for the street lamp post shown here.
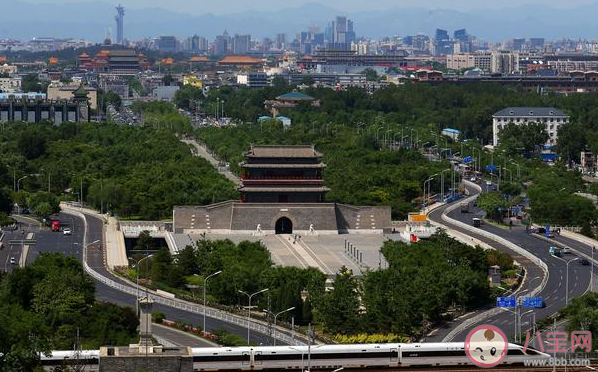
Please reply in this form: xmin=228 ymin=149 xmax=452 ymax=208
xmin=510 ymin=161 xmax=521 ymax=179
xmin=551 ymin=255 xmax=579 ymax=305
xmin=272 ymin=306 xmax=296 ymax=346
xmin=203 ymin=270 xmax=222 ymax=334
xmin=441 ymin=169 xmax=452 ymax=202
xmin=423 ymin=174 xmax=438 ymax=213
xmin=7 ymin=165 xmax=16 ymax=192
xmin=130 ymin=253 xmax=155 ymax=315
xmin=17 ymin=175 xmax=29 ymax=192
xmin=238 ymin=288 xmax=269 ymax=345
xmin=91 ymin=177 xmax=104 ymax=215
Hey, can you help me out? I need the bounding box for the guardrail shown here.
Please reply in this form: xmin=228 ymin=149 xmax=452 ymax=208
xmin=437 ymin=181 xmax=549 ymax=342
xmin=64 ymin=207 xmax=306 ymax=346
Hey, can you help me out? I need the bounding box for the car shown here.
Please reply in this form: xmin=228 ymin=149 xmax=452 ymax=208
xmin=63 ymin=228 xmax=72 ymax=235
xmin=580 ymin=259 xmax=590 ymax=266
xmin=486 ymin=180 xmax=492 ymax=186
xmin=562 ymin=247 xmax=572 ymax=254
xmin=10 ymin=257 xmax=16 ymax=265
xmin=470 ymin=177 xmax=477 ymax=182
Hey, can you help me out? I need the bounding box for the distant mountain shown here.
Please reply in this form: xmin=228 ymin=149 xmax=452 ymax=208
xmin=1 ymin=0 xmax=598 ymax=42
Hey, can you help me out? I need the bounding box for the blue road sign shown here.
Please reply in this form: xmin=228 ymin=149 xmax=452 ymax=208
xmin=463 ymin=156 xmax=474 ymax=164
xmin=497 ymin=297 xmax=516 ymax=308
xmin=521 ymin=297 xmax=543 ymax=308
xmin=486 ymin=164 xmax=498 ymax=172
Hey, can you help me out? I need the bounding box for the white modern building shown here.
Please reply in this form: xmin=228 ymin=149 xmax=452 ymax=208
xmin=492 ymin=107 xmax=569 ymax=146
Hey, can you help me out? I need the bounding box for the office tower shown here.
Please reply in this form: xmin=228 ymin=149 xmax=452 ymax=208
xmin=435 ymin=29 xmax=450 ymax=56
xmin=115 ymin=4 xmax=125 ymax=44
xmin=214 ymin=35 xmax=229 ymax=56
xmin=326 ymin=16 xmax=355 ymax=50
xmin=276 ymin=33 xmax=286 ymax=49
xmin=454 ymin=29 xmax=467 ymax=42
xmin=232 ymin=34 xmax=251 ymax=54
xmin=530 ymin=38 xmax=545 ymax=50
xmin=158 ymin=36 xmax=177 ymax=53
xmin=512 ymin=38 xmax=525 ymax=51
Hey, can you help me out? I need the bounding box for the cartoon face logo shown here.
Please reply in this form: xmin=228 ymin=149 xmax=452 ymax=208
xmin=465 ymin=325 xmax=508 ymax=368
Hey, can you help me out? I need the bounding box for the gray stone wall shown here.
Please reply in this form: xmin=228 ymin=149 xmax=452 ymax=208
xmin=174 ymin=202 xmax=391 ymax=234
xmin=230 ymin=203 xmax=338 ymax=231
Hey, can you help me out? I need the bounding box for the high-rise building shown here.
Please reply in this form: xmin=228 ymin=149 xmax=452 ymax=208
xmin=454 ymin=29 xmax=467 ymax=42
xmin=325 ymin=16 xmax=355 ymax=50
xmin=232 ymin=34 xmax=251 ymax=54
xmin=214 ymin=36 xmax=228 ymax=56
xmin=115 ymin=4 xmax=125 ymax=45
xmin=158 ymin=36 xmax=177 ymax=53
xmin=529 ymin=38 xmax=545 ymax=50
xmin=512 ymin=38 xmax=525 ymax=51
xmin=276 ymin=33 xmax=286 ymax=49
xmin=435 ymin=29 xmax=451 ymax=56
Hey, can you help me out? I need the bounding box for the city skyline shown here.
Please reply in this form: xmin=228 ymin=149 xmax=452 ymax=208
xmin=4 ymin=0 xmax=598 ymax=42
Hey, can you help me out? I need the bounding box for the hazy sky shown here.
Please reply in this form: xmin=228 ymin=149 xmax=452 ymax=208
xmin=22 ymin=0 xmax=598 ymax=14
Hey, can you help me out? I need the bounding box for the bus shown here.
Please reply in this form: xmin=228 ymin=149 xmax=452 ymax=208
xmin=51 ymin=220 xmax=61 ymax=232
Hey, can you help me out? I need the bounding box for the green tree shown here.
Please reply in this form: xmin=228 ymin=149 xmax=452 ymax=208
xmin=363 ymin=68 xmax=379 ymax=82
xmin=476 ymin=192 xmax=507 ymax=221
xmin=557 ymin=122 xmax=588 ymax=165
xmin=316 ymin=268 xmax=362 ymax=335
xmin=498 ymin=122 xmax=548 ymax=155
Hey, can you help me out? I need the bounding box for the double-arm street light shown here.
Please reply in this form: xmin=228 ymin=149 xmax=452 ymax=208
xmin=130 ymin=253 xmax=155 ymax=315
xmin=551 ymin=255 xmax=579 ymax=305
xmin=239 ymin=288 xmax=269 ymax=345
xmin=203 ymin=270 xmax=222 ymax=334
xmin=272 ymin=306 xmax=296 ymax=346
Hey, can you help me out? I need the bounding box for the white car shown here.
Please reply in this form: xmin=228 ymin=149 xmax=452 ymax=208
xmin=63 ymin=228 xmax=72 ymax=235
xmin=486 ymin=180 xmax=492 ymax=186
xmin=10 ymin=257 xmax=16 ymax=265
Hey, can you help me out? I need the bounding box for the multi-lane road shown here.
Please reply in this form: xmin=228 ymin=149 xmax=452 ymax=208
xmin=1 ymin=211 xmax=277 ymax=346
xmin=428 ymin=182 xmax=595 ymax=342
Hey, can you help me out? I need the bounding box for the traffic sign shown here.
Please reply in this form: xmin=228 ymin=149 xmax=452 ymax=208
xmin=486 ymin=164 xmax=498 ymax=173
xmin=496 ymin=297 xmax=516 ymax=308
xmin=463 ymin=156 xmax=474 ymax=164
xmin=521 ymin=296 xmax=543 ymax=308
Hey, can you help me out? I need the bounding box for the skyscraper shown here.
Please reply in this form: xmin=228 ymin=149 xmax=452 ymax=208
xmin=232 ymin=34 xmax=251 ymax=54
xmin=325 ymin=16 xmax=355 ymax=50
xmin=115 ymin=4 xmax=125 ymax=45
xmin=435 ymin=29 xmax=450 ymax=56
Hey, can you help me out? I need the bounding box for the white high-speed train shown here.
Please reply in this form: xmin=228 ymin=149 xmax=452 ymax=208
xmin=40 ymin=342 xmax=549 ymax=371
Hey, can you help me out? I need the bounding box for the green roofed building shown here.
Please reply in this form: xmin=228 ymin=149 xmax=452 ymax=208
xmin=265 ymin=90 xmax=320 ymax=117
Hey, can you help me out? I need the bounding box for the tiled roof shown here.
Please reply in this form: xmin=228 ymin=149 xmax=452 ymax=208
xmin=246 ymin=145 xmax=322 ymax=158
xmin=189 ymin=55 xmax=209 ymax=62
xmin=239 ymin=187 xmax=330 ymax=193
xmin=219 ymin=55 xmax=262 ymax=64
xmin=276 ymin=92 xmax=315 ymax=101
xmin=493 ymin=107 xmax=568 ymax=117
xmin=239 ymin=162 xmax=326 ymax=169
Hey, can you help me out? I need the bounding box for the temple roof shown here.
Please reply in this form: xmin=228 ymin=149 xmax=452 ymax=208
xmin=239 ymin=162 xmax=326 ymax=169
xmin=239 ymin=187 xmax=330 ymax=193
xmin=219 ymin=55 xmax=262 ymax=64
xmin=245 ymin=145 xmax=322 ymax=158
